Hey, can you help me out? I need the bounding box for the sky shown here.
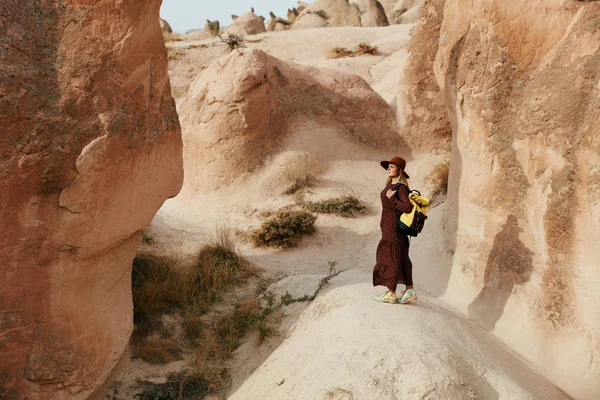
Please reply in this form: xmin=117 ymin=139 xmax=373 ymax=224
xmin=160 ymin=0 xmax=296 ymax=33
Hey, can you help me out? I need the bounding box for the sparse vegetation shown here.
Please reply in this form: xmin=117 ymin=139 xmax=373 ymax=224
xmin=299 ymin=195 xmax=367 ymax=218
xmin=135 ymin=372 xmax=209 ymax=400
xmin=163 ymin=32 xmax=183 ymax=42
xmin=141 ymin=230 xmax=155 ymax=245
xmin=138 ymin=338 xmax=182 ymax=364
xmin=283 ymin=156 xmax=319 ymax=195
xmin=166 ymin=47 xmax=182 ymax=61
xmin=131 ymin=228 xmax=255 ymax=348
xmin=327 ymin=42 xmax=379 ymax=59
xmin=425 ymin=158 xmax=450 ymax=201
xmin=280 ymin=260 xmax=343 ymax=305
xmin=251 ymin=209 xmax=317 ymax=248
xmin=217 ymin=32 xmax=246 ymax=53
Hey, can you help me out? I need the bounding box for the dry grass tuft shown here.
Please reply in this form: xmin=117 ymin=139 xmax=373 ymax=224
xmin=166 ymin=47 xmax=182 ymax=61
xmin=299 ymin=195 xmax=366 ymax=218
xmin=283 ymin=160 xmax=317 ymax=195
xmin=425 ymin=158 xmax=450 ymax=200
xmin=163 ymin=32 xmax=183 ymax=42
xmin=135 ymin=372 xmax=209 ymax=400
xmin=131 ymin=252 xmax=187 ymax=339
xmin=251 ymin=209 xmax=317 ymax=248
xmin=138 ymin=338 xmax=182 ymax=364
xmin=327 ymin=42 xmax=379 ymax=59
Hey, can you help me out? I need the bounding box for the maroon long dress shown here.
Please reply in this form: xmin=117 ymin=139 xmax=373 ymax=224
xmin=373 ymin=182 xmax=414 ymax=292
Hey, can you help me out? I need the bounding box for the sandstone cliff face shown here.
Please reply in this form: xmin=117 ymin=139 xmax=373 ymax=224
xmin=0 ymin=1 xmax=183 ymax=398
xmin=397 ymin=0 xmax=451 ymax=151
xmin=178 ymin=48 xmax=406 ymax=193
xmin=428 ymin=1 xmax=600 ymax=398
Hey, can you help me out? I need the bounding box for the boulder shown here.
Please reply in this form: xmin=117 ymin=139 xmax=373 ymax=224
xmin=229 ymin=11 xmax=267 ymax=35
xmin=291 ymin=12 xmax=329 ymax=29
xmin=295 ymin=0 xmax=362 ymax=28
xmin=178 ymin=49 xmax=405 ymax=193
xmin=428 ymin=1 xmax=600 ymax=398
xmin=390 ymin=0 xmax=424 ymax=23
xmin=360 ymin=0 xmax=390 ymax=27
xmin=396 ymin=0 xmax=451 ymax=150
xmin=0 ymin=0 xmax=183 ymax=399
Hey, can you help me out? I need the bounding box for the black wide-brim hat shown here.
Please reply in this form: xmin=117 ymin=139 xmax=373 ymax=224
xmin=380 ymin=156 xmax=409 ymax=179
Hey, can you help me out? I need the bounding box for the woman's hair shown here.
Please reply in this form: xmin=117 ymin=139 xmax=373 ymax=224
xmin=385 ymin=167 xmax=409 ymax=188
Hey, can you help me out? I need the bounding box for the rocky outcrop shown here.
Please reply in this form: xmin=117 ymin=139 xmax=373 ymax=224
xmin=427 ymin=1 xmax=600 ymax=398
xmin=229 ymin=284 xmax=572 ymax=400
xmin=204 ymin=19 xmax=220 ymax=37
xmin=360 ymin=0 xmax=390 ymax=27
xmin=229 ymin=11 xmax=267 ymax=35
xmin=397 ymin=0 xmax=451 ymax=150
xmin=267 ymin=12 xmax=291 ymax=32
xmin=0 ymin=1 xmax=183 ymax=398
xmin=295 ymin=0 xmax=362 ymax=28
xmin=160 ymin=17 xmax=172 ymax=34
xmin=287 ymin=7 xmax=300 ymax=23
xmin=178 ymin=49 xmax=405 ymax=193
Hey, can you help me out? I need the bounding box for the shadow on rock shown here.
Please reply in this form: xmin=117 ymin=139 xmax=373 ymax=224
xmin=468 ymin=215 xmax=534 ymax=331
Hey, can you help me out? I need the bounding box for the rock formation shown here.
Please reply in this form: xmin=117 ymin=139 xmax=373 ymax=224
xmin=160 ymin=17 xmax=173 ymax=34
xmin=360 ymin=0 xmax=390 ymax=27
xmin=204 ymin=19 xmax=220 ymax=37
xmin=0 ymin=0 xmax=183 ymax=399
xmin=295 ymin=0 xmax=362 ymax=28
xmin=229 ymin=284 xmax=572 ymax=400
xmin=229 ymin=11 xmax=267 ymax=35
xmin=406 ymin=1 xmax=600 ymax=398
xmin=291 ymin=12 xmax=329 ymax=29
xmin=267 ymin=12 xmax=291 ymax=32
xmin=390 ymin=0 xmax=424 ymax=24
xmin=287 ymin=7 xmax=300 ymax=23
xmin=397 ymin=0 xmax=451 ymax=150
xmin=178 ymin=49 xmax=405 ymax=193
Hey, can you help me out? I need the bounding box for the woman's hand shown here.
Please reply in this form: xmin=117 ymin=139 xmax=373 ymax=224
xmin=386 ymin=189 xmax=396 ymax=199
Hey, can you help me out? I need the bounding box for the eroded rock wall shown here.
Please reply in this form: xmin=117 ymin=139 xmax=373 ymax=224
xmin=0 ymin=1 xmax=183 ymax=398
xmin=431 ymin=1 xmax=600 ymax=398
xmin=397 ymin=0 xmax=451 ymax=151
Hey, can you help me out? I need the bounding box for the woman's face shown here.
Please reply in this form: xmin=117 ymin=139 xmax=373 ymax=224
xmin=387 ymin=164 xmax=400 ymax=178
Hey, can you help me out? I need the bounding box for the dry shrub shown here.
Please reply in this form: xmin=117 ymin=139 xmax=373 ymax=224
xmin=138 ymin=338 xmax=182 ymax=364
xmin=251 ymin=209 xmax=317 ymax=248
xmin=217 ymin=32 xmax=246 ymax=53
xmin=327 ymin=42 xmax=378 ymax=59
xmin=189 ymin=228 xmax=255 ymax=297
xmin=283 ymin=158 xmax=317 ymax=195
xmin=166 ymin=47 xmax=182 ymax=61
xmin=425 ymin=158 xmax=450 ymax=200
xmin=131 ymin=252 xmax=187 ymax=339
xmin=300 ymin=195 xmax=366 ymax=218
xmin=163 ymin=32 xmax=183 ymax=42
xmin=135 ymin=372 xmax=209 ymax=400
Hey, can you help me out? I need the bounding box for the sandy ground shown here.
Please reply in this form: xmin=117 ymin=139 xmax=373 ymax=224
xmin=109 ymin=23 xmax=572 ymax=400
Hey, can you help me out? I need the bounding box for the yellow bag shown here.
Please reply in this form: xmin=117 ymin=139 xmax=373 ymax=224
xmin=398 ymin=190 xmax=430 ymax=237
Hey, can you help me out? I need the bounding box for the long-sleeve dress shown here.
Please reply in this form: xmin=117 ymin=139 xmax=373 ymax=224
xmin=373 ymin=182 xmax=414 ymax=292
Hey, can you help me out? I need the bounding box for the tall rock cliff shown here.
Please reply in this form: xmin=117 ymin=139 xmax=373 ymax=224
xmin=0 ymin=1 xmax=183 ymax=398
xmin=420 ymin=1 xmax=600 ymax=398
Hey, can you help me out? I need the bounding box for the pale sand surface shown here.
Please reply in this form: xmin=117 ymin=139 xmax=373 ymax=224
xmin=113 ymin=23 xmax=571 ymax=400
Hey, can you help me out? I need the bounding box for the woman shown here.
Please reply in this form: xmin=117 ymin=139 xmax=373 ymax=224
xmin=372 ymin=156 xmax=416 ymax=304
